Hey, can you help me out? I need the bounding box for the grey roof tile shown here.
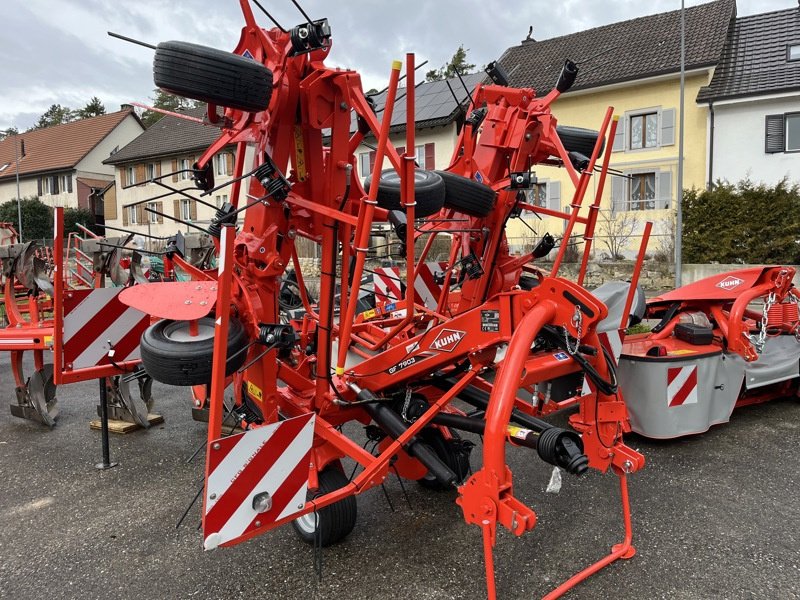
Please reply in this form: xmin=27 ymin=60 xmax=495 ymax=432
xmin=698 ymin=7 xmax=800 ymax=102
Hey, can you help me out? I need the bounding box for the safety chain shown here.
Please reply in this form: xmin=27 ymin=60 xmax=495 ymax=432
xmin=788 ymin=293 xmax=800 ymax=341
xmin=750 ymin=292 xmax=776 ymax=354
xmin=564 ymin=305 xmax=583 ymax=355
xmin=401 ymin=387 xmax=413 ymax=422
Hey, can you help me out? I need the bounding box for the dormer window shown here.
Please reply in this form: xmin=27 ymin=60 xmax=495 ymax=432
xmin=789 ymin=44 xmax=800 ymax=62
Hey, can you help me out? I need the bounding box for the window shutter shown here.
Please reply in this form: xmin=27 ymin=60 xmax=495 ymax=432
xmin=104 ymin=186 xmax=117 ymax=221
xmin=172 ymin=158 xmax=179 ymax=182
xmin=611 ymin=175 xmax=625 ymax=213
xmin=37 ymin=178 xmax=42 ymax=197
xmin=51 ymin=176 xmax=59 ymax=195
xmin=156 ymin=161 xmax=162 ymax=178
xmin=136 ymin=203 xmax=145 ymax=224
xmin=425 ymin=143 xmax=435 ymax=169
xmin=657 ymin=171 xmax=672 ymax=209
xmin=765 ymin=114 xmax=786 ymax=153
xmin=122 ymin=204 xmax=128 ymax=226
xmin=225 ymin=152 xmax=234 ymax=175
xmin=173 ymin=199 xmax=180 ymax=218
xmin=613 ymin=117 xmax=626 ymax=152
xmin=136 ymin=164 xmax=146 ymax=183
xmin=190 ymin=200 xmax=197 ymax=221
xmin=548 ymin=181 xmax=561 ymax=212
xmin=660 ymin=108 xmax=676 ymax=146
xmin=157 ymin=201 xmax=164 ymax=224
xmin=369 ymin=150 xmax=376 ymax=173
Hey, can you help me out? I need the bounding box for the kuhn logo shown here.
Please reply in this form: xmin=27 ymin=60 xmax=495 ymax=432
xmin=430 ymin=329 xmax=466 ymax=353
xmin=716 ymin=276 xmax=744 ymax=290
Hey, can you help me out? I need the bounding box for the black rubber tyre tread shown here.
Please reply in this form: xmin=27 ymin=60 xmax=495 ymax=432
xmin=292 ymin=467 xmax=357 ymax=547
xmin=364 ymin=169 xmax=445 ymax=218
xmin=417 ymin=428 xmax=471 ymax=491
xmin=139 ymin=316 xmax=249 ymax=386
xmin=434 ymin=170 xmax=496 ymax=217
xmin=556 ymin=125 xmax=605 ymax=157
xmin=154 ymin=41 xmax=273 ymax=113
xmin=519 ymin=274 xmax=541 ymax=291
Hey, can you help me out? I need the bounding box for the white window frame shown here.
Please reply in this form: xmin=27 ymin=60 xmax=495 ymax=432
xmin=787 ymin=113 xmax=800 ymax=152
xmin=180 ymin=199 xmax=191 ymax=221
xmin=146 ymin=162 xmax=157 ymax=183
xmin=214 ymin=153 xmax=230 ymax=177
xmin=126 ymin=165 xmax=136 ymax=185
xmin=147 ymin=202 xmax=159 ymax=223
xmin=628 ymin=110 xmax=659 ymax=151
xmin=179 ymin=158 xmax=192 ymax=181
xmin=42 ymin=176 xmax=55 ymax=195
xmin=358 ymin=152 xmax=372 ymax=179
xmin=788 ymin=44 xmax=800 ymax=62
xmin=60 ymin=175 xmax=70 ymax=194
xmin=414 ymin=144 xmax=425 ymax=167
xmin=526 ymin=182 xmax=548 ymax=209
xmin=128 ymin=205 xmax=138 ymax=225
xmin=626 ymin=171 xmax=657 ymax=211
xmin=215 ymin=194 xmax=229 ymax=208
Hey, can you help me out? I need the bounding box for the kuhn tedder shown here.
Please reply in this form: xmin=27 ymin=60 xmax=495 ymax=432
xmin=115 ymin=1 xmax=648 ymax=597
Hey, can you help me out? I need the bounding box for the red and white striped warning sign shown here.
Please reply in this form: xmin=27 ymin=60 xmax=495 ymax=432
xmin=63 ymin=287 xmax=149 ymax=370
xmin=667 ymin=365 xmax=699 ymax=407
xmin=373 ymin=262 xmax=446 ymax=310
xmin=203 ymin=413 xmax=315 ymax=549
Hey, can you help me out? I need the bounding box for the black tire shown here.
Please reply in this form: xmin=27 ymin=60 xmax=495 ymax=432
xmin=292 ymin=466 xmax=357 ymax=547
xmin=364 ymin=169 xmax=445 ymax=218
xmin=417 ymin=428 xmax=472 ymax=491
xmin=154 ymin=41 xmax=273 ymax=113
xmin=556 ymin=125 xmax=605 ymax=157
xmin=434 ymin=170 xmax=496 ymax=217
xmin=139 ymin=316 xmax=249 ymax=386
xmin=519 ymin=274 xmax=541 ymax=291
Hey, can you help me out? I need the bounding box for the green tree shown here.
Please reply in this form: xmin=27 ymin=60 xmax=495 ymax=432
xmin=0 ymin=127 xmax=18 ymax=140
xmin=425 ymin=45 xmax=477 ymax=82
xmin=63 ymin=206 xmax=96 ymax=236
xmin=0 ymin=197 xmax=53 ymax=242
xmin=76 ymin=97 xmax=106 ymax=119
xmin=141 ymin=89 xmax=200 ymax=127
xmin=31 ymin=104 xmax=76 ymax=130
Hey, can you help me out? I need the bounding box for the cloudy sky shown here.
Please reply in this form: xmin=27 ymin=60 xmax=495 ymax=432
xmin=1 ymin=0 xmax=793 ymax=130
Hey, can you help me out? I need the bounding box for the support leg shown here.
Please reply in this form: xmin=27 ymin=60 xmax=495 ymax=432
xmin=96 ymin=377 xmax=119 ymax=471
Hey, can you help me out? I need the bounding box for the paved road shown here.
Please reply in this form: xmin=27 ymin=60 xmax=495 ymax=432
xmin=0 ymin=352 xmax=798 ymax=599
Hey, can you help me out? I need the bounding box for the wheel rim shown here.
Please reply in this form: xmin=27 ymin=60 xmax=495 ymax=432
xmin=162 ymin=320 xmax=215 ymax=343
xmin=294 ymin=511 xmax=319 ymax=534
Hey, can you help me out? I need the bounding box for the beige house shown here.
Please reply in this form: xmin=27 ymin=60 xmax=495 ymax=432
xmin=0 ymin=109 xmax=144 ymax=229
xmin=105 ymin=107 xmax=245 ymax=240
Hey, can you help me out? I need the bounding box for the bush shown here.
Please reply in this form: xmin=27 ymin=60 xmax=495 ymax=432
xmin=683 ymin=179 xmax=800 ymax=264
xmin=0 ymin=196 xmax=52 ymax=242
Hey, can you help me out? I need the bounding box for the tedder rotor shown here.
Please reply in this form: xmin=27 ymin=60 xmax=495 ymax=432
xmin=118 ymin=1 xmax=649 ymax=597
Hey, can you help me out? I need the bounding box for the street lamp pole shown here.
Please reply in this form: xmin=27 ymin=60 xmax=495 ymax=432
xmin=13 ymin=133 xmax=23 ymax=243
xmin=675 ymin=0 xmax=685 ymax=287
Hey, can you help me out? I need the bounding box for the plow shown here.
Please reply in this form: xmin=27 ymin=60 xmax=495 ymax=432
xmin=3 ymin=1 xmax=799 ymax=598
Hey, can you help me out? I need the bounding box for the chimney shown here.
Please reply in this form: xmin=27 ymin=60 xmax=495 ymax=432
xmin=522 ymin=25 xmax=535 ymax=44
xmin=120 ymin=103 xmax=134 ymax=111
xmin=20 ymin=139 xmax=25 ymax=158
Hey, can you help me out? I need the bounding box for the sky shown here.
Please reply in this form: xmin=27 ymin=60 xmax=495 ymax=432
xmin=0 ymin=0 xmax=794 ymax=131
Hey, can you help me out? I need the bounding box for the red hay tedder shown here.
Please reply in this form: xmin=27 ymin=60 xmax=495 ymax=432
xmin=110 ymin=2 xmax=651 ymax=597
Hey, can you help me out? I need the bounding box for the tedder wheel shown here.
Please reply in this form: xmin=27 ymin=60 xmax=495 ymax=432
xmin=364 ymin=169 xmax=445 ymax=217
xmin=139 ymin=316 xmax=249 ymax=386
xmin=153 ymin=41 xmax=274 ymax=113
xmin=555 ymin=125 xmax=604 ymax=157
xmin=434 ymin=170 xmax=496 ymax=217
xmin=292 ymin=465 xmax=357 ymax=547
xmin=417 ymin=427 xmax=472 ymax=491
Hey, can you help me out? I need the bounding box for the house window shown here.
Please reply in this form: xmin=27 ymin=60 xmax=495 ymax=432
xmin=128 ymin=205 xmax=138 ymax=225
xmin=789 ymin=45 xmax=800 ymax=61
xmin=630 ymin=112 xmax=658 ymax=150
xmin=214 ymin=153 xmax=231 ymax=176
xmin=216 ymin=194 xmax=229 ymax=208
xmin=180 ymin=199 xmax=192 ymax=220
xmin=60 ymin=175 xmax=72 ymax=194
xmin=765 ymin=113 xmax=800 ymax=153
xmin=612 ymin=171 xmax=671 ymax=212
xmin=126 ymin=165 xmax=136 ymax=186
xmin=179 ymin=158 xmax=192 ymax=180
xmin=147 ymin=202 xmax=159 ymax=223
xmin=359 ymin=151 xmax=375 ymax=179
xmin=527 ymin=183 xmax=547 ymax=207
xmin=0 ymin=163 xmax=9 ymax=173
xmin=146 ymin=162 xmax=157 ymax=182
xmin=615 ymin=108 xmax=675 ymax=152
xmin=628 ymin=173 xmax=656 ymax=211
xmin=40 ymin=175 xmax=65 ymax=195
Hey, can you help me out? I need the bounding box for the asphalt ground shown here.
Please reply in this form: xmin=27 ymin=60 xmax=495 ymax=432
xmin=0 ymin=351 xmax=798 ymax=600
